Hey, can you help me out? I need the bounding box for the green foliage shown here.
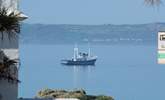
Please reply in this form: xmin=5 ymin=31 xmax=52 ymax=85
xmin=96 ymin=95 xmax=114 ymax=100
xmin=37 ymin=89 xmax=87 ymax=99
xmin=37 ymin=89 xmax=114 ymax=100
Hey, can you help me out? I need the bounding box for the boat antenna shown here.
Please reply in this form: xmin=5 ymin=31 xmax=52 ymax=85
xmin=88 ymin=43 xmax=91 ymax=57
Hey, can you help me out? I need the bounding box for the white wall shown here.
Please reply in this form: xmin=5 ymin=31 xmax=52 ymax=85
xmin=0 ymin=79 xmax=18 ymax=100
xmin=0 ymin=34 xmax=18 ymax=49
xmin=0 ymin=1 xmax=24 ymax=100
xmin=0 ymin=0 xmax=18 ymax=11
xmin=0 ymin=38 xmax=19 ymax=100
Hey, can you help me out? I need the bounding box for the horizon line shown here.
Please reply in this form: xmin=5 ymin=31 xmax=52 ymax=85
xmin=23 ymin=22 xmax=165 ymax=26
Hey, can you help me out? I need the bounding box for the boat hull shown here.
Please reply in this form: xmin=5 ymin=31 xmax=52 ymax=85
xmin=61 ymin=59 xmax=97 ymax=65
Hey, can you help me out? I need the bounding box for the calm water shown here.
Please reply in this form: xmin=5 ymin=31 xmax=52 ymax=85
xmin=19 ymin=44 xmax=165 ymax=100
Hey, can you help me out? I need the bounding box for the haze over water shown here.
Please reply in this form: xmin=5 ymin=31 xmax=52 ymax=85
xmin=19 ymin=44 xmax=165 ymax=100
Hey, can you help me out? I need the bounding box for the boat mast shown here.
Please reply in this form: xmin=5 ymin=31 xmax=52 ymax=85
xmin=73 ymin=44 xmax=78 ymax=61
xmin=88 ymin=43 xmax=91 ymax=57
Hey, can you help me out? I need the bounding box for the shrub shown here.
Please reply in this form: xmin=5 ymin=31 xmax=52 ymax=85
xmin=0 ymin=8 xmax=20 ymax=40
xmin=96 ymin=95 xmax=114 ymax=100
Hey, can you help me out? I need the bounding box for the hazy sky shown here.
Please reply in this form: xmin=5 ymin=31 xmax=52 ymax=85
xmin=20 ymin=0 xmax=165 ymax=25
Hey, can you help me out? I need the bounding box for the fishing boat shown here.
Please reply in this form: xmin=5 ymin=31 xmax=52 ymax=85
xmin=61 ymin=45 xmax=97 ymax=65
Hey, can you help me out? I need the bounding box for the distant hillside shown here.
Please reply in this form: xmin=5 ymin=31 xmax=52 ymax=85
xmin=20 ymin=23 xmax=165 ymax=45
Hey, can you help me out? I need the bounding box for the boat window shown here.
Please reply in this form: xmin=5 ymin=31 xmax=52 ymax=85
xmin=160 ymin=35 xmax=165 ymax=41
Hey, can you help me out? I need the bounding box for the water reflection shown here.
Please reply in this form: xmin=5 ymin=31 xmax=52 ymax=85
xmin=71 ymin=65 xmax=95 ymax=89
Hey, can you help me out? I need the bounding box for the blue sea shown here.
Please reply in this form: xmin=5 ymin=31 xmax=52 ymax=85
xmin=19 ymin=44 xmax=165 ymax=100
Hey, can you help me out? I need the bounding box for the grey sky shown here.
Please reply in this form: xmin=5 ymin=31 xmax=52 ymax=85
xmin=20 ymin=0 xmax=165 ymax=25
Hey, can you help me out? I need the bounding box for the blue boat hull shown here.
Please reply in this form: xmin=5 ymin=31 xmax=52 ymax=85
xmin=61 ymin=59 xmax=97 ymax=65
